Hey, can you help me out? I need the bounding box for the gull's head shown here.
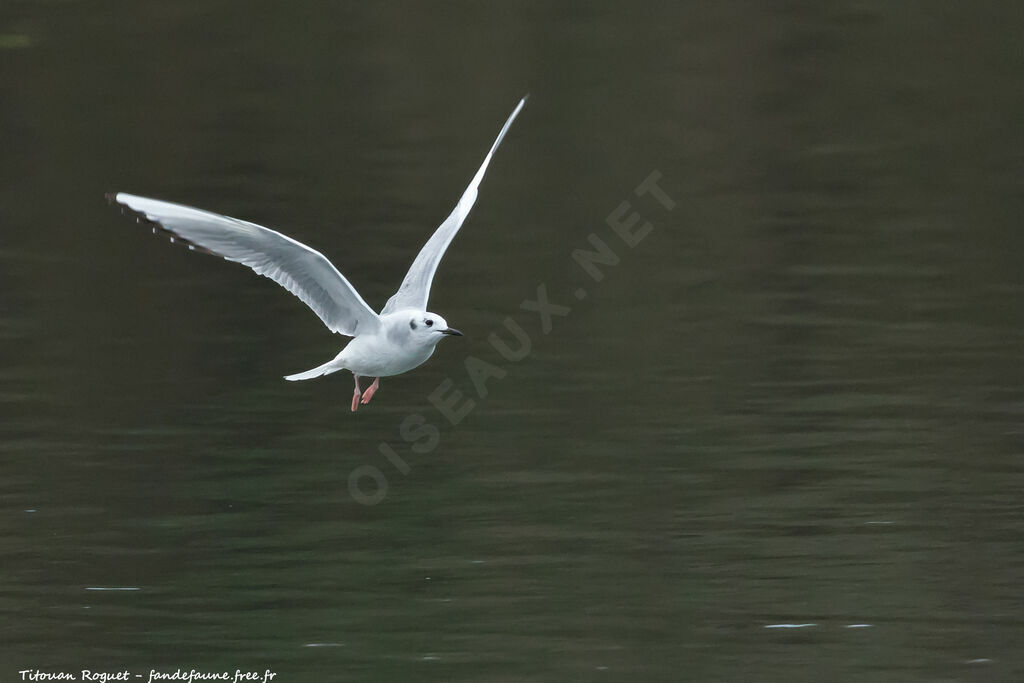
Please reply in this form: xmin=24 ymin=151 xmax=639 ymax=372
xmin=408 ymin=312 xmax=462 ymax=346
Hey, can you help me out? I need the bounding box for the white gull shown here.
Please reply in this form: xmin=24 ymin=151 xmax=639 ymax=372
xmin=111 ymin=96 xmax=526 ymax=411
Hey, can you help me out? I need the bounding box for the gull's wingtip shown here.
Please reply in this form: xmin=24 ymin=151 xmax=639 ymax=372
xmin=502 ymin=95 xmax=528 ymax=128
xmin=106 ymin=191 xmax=136 ymax=207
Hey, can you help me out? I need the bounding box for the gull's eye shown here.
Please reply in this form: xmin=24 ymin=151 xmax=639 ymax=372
xmin=425 ymin=319 xmax=433 ymax=327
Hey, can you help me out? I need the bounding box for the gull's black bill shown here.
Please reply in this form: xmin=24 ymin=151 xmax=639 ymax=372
xmin=442 ymin=328 xmax=463 ymax=337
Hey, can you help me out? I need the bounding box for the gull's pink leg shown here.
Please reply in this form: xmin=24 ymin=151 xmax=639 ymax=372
xmin=360 ymin=377 xmax=380 ymax=405
xmin=351 ymin=375 xmax=362 ymax=412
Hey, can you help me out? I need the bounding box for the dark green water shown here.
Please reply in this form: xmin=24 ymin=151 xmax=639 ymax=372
xmin=3 ymin=2 xmax=1024 ymax=681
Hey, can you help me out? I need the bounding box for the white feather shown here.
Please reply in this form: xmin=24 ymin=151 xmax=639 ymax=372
xmin=115 ymin=193 xmax=381 ymax=338
xmin=382 ymin=96 xmax=527 ymax=314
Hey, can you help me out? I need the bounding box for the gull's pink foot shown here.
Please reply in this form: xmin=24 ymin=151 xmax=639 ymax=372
xmin=360 ymin=377 xmax=380 ymax=405
xmin=351 ymin=375 xmax=362 ymax=412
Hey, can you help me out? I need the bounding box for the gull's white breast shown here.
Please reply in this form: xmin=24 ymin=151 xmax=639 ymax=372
xmin=338 ymin=314 xmax=436 ymax=377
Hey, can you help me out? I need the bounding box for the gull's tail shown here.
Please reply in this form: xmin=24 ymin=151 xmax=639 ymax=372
xmin=284 ymin=358 xmax=344 ymax=381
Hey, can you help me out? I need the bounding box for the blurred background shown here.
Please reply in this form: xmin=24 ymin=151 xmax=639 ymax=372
xmin=2 ymin=1 xmax=1024 ymax=680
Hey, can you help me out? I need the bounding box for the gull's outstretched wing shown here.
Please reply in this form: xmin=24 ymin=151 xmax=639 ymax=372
xmin=382 ymin=96 xmax=527 ymax=315
xmin=112 ymin=193 xmax=380 ymax=337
